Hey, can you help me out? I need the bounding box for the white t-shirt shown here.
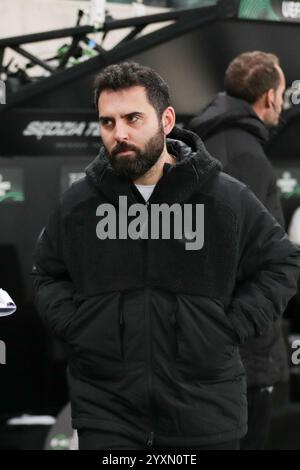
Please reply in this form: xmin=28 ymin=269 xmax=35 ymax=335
xmin=134 ymin=183 xmax=156 ymax=202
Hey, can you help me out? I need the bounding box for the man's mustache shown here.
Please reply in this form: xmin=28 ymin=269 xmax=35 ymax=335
xmin=111 ymin=142 xmax=139 ymax=158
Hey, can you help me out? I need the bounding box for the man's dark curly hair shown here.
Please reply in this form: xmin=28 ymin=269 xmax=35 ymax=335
xmin=94 ymin=62 xmax=171 ymax=118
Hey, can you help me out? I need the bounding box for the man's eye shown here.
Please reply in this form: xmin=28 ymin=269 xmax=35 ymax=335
xmin=100 ymin=118 xmax=113 ymax=127
xmin=127 ymin=114 xmax=139 ymax=123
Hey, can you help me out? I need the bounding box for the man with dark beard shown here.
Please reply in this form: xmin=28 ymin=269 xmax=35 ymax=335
xmin=32 ymin=62 xmax=300 ymax=450
xmin=96 ymin=68 xmax=175 ymax=192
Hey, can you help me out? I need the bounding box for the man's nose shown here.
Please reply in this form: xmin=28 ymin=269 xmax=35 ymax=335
xmin=113 ymin=121 xmax=129 ymax=142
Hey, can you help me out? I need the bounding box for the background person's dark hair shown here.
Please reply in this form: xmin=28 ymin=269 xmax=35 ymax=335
xmin=224 ymin=51 xmax=280 ymax=104
xmin=94 ymin=62 xmax=171 ymax=118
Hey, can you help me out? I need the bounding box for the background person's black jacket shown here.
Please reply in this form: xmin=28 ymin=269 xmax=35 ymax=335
xmin=32 ymin=127 xmax=300 ymax=447
xmin=188 ymin=93 xmax=289 ymax=388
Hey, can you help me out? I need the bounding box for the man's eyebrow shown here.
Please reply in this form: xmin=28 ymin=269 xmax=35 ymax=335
xmin=123 ymin=111 xmax=144 ymax=117
xmin=99 ymin=115 xmax=113 ymax=120
xmin=99 ymin=112 xmax=144 ymax=119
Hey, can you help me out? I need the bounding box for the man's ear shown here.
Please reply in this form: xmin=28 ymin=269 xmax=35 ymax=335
xmin=265 ymin=89 xmax=275 ymax=109
xmin=162 ymin=106 xmax=176 ymax=135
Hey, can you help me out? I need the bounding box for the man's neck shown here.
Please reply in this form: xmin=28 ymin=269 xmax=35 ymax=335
xmin=134 ymin=148 xmax=176 ymax=185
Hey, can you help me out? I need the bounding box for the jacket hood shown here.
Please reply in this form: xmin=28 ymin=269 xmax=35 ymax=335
xmin=85 ymin=126 xmax=222 ymax=205
xmin=189 ymin=92 xmax=269 ymax=145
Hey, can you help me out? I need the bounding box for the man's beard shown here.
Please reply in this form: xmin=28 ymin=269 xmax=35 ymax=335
xmin=105 ymin=126 xmax=165 ymax=180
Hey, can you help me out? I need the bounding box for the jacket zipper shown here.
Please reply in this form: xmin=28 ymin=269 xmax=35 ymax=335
xmin=144 ymin=200 xmax=155 ymax=448
xmin=146 ymin=431 xmax=154 ymax=448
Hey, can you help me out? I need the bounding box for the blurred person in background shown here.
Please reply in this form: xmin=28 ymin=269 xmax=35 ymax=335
xmin=188 ymin=51 xmax=290 ymax=450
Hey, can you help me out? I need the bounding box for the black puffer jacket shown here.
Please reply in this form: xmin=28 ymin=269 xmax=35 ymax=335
xmin=188 ymin=93 xmax=289 ymax=387
xmin=32 ymin=127 xmax=300 ymax=447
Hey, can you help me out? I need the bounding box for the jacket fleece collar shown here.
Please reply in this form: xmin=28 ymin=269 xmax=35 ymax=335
xmin=85 ymin=126 xmax=222 ymax=205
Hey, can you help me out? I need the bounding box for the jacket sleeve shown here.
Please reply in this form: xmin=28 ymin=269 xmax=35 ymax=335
xmin=32 ymin=205 xmax=76 ymax=342
xmin=227 ymin=186 xmax=300 ymax=344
